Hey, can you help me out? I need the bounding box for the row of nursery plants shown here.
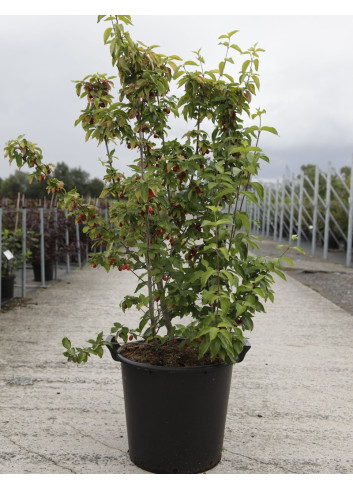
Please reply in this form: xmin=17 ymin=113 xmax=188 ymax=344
xmin=0 ymin=198 xmax=108 ymax=303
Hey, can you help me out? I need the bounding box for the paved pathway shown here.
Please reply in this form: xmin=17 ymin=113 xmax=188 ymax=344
xmin=0 ymin=259 xmax=352 ymax=473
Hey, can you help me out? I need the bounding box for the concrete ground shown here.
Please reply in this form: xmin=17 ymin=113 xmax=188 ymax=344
xmin=0 ymin=253 xmax=352 ymax=474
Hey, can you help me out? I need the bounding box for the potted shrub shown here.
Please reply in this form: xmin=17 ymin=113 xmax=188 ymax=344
xmin=1 ymin=228 xmax=29 ymax=300
xmin=4 ymin=15 xmax=298 ymax=473
xmin=26 ymin=206 xmax=76 ymax=281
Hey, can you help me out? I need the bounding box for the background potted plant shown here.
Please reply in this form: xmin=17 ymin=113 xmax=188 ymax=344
xmin=26 ymin=206 xmax=80 ymax=281
xmin=1 ymin=228 xmax=29 ymax=300
xmin=4 ymin=15 xmax=300 ymax=473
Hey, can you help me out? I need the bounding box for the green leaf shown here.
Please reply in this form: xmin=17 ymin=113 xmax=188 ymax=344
xmin=261 ymin=126 xmax=278 ymax=136
xmin=198 ymin=337 xmax=210 ymax=359
xmin=103 ymin=27 xmax=112 ymax=44
xmin=227 ymin=29 xmax=239 ymax=38
xmin=209 ymin=327 xmax=219 ymax=341
xmin=140 ymin=183 xmax=149 ymax=203
xmin=291 ymin=246 xmax=305 ymax=255
xmin=280 ymin=256 xmax=294 ymax=267
xmin=252 ymin=74 xmax=260 ymax=90
xmin=238 ymin=212 xmax=250 ymax=233
xmin=201 ymin=269 xmax=217 ymax=288
xmin=62 ymin=337 xmax=71 ymax=350
xmin=184 ymin=61 xmax=198 ymax=66
xmin=240 ymin=191 xmax=258 ymax=205
xmin=220 ymin=269 xmax=235 ymax=285
xmin=215 ymin=218 xmax=232 ymax=226
xmin=273 ymin=269 xmax=287 ymax=280
xmin=230 ymin=44 xmax=243 ymax=53
xmin=241 ymin=59 xmax=251 ymax=73
xmin=201 ymin=220 xmax=216 ymax=227
xmin=250 ymin=181 xmax=264 ymax=201
xmin=220 ymin=297 xmax=230 ymax=316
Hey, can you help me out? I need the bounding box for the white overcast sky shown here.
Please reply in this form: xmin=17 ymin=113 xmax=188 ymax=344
xmin=1 ymin=1 xmax=353 ymax=182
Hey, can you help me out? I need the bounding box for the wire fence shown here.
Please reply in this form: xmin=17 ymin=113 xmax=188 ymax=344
xmin=247 ymin=159 xmax=353 ymax=267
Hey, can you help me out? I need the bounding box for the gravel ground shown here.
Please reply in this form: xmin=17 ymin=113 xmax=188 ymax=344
xmin=255 ymin=238 xmax=353 ymax=316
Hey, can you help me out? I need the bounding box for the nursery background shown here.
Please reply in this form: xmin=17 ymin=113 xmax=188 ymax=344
xmin=1 ymin=11 xmax=353 ymax=183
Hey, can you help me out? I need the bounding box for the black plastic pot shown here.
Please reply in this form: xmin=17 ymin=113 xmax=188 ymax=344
xmin=32 ymin=261 xmax=53 ymax=282
xmin=1 ymin=275 xmax=15 ymax=301
xmin=106 ymin=338 xmax=250 ymax=474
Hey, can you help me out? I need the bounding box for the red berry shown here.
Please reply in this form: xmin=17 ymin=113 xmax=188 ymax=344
xmin=196 ymin=186 xmax=201 ymax=194
xmin=162 ymin=275 xmax=167 ymax=281
xmin=129 ymin=335 xmax=133 ymax=341
xmin=173 ymin=339 xmax=178 ymax=344
xmin=155 ymin=296 xmax=160 ymax=302
xmin=97 ymin=233 xmax=102 ymax=239
xmin=148 ymin=207 xmax=154 ymax=214
xmin=92 ymin=264 xmax=97 ymax=268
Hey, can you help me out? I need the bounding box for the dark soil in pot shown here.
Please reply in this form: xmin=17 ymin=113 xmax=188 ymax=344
xmin=119 ymin=339 xmax=224 ymax=367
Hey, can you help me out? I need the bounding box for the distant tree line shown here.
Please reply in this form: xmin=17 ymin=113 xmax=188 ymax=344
xmin=0 ymin=162 xmax=104 ymax=199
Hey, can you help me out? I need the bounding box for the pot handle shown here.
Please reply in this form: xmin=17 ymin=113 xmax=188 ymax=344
xmin=105 ymin=335 xmax=121 ymax=362
xmin=236 ymin=339 xmax=251 ymax=363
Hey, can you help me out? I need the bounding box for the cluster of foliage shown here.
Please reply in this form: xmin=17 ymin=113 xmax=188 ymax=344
xmin=0 ymin=162 xmax=103 ymax=199
xmin=4 ymin=15 xmax=293 ymax=365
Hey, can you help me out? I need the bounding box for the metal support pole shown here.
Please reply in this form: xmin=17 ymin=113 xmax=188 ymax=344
xmin=266 ymin=186 xmax=271 ymax=237
xmin=311 ymin=165 xmax=319 ymax=255
xmin=76 ymin=222 xmax=82 ymax=268
xmin=0 ymin=206 xmax=2 ymax=308
xmin=21 ymin=207 xmax=27 ymax=297
xmin=53 ymin=206 xmax=58 ymax=280
xmin=273 ymin=181 xmax=279 ymax=240
xmin=297 ymin=171 xmax=304 ymax=247
xmin=289 ymin=175 xmax=295 ymax=243
xmin=262 ymin=185 xmax=267 ymax=236
xmin=65 ymin=211 xmax=70 ymax=274
xmin=39 ymin=207 xmax=45 ymax=287
xmin=346 ymin=156 xmax=353 ymax=267
xmin=248 ymin=200 xmax=252 ymax=233
xmin=279 ymin=178 xmax=285 ymax=241
xmin=323 ymin=162 xmax=331 ymax=259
